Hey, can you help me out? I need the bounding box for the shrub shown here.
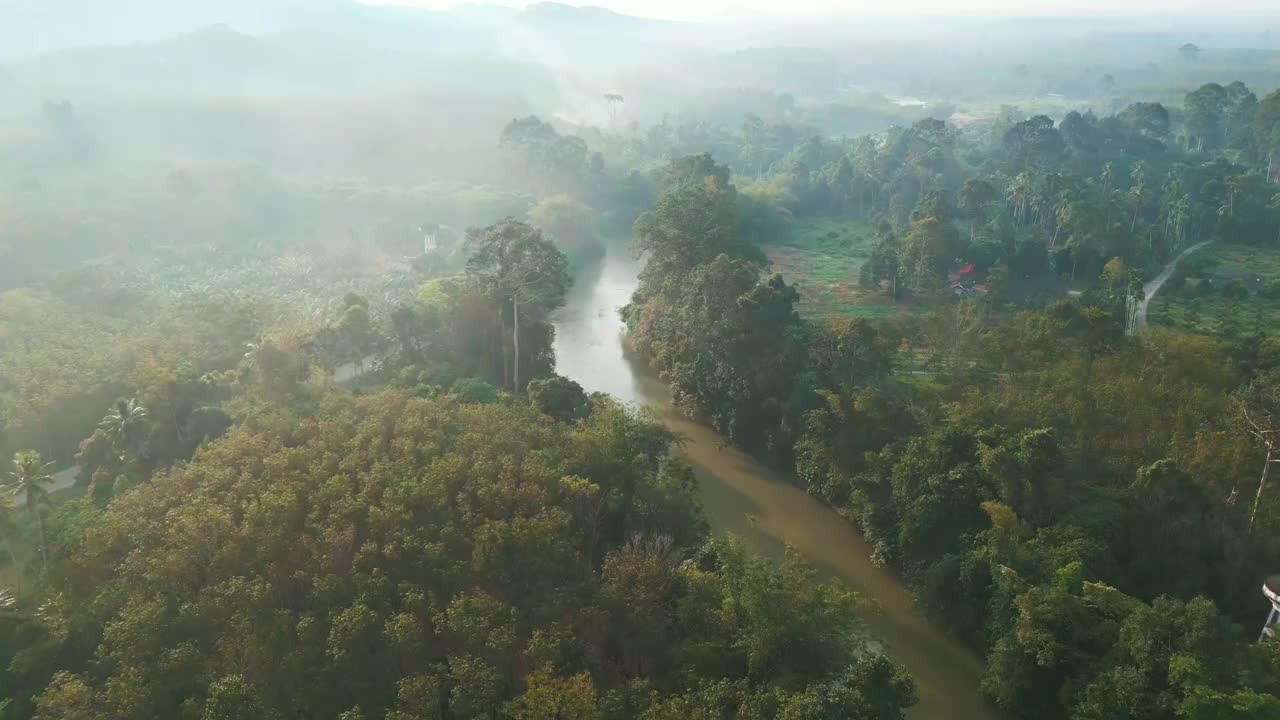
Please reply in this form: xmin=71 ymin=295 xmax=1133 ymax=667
xmin=449 ymin=377 xmax=500 ymax=404
xmin=1222 ymin=278 xmax=1249 ymax=299
xmin=1263 ymin=274 xmax=1280 ymax=299
xmin=528 ymin=376 xmax=591 ymax=422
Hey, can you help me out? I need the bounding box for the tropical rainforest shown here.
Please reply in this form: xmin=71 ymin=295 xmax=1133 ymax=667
xmin=3 ymin=3 xmax=1280 ymax=720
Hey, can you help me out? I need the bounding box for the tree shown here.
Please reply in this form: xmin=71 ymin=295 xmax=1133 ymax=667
xmin=1060 ymin=111 xmax=1099 ymax=160
xmin=656 ymin=152 xmax=732 ymax=193
xmin=861 ymin=230 xmax=905 ymax=301
xmin=466 ymin=219 xmax=571 ymax=392
xmin=1222 ymin=81 xmax=1258 ymax=153
xmin=1003 ymin=116 xmax=1065 ymax=170
xmin=499 ymin=116 xmax=594 ymax=190
xmin=1101 ymin=257 xmax=1127 ymax=288
xmin=959 ymin=178 xmax=996 ymax=242
xmin=203 ymin=675 xmax=269 ymax=720
xmin=527 ymin=376 xmax=591 ymax=423
xmin=1255 ymin=89 xmax=1280 ymax=180
xmin=97 ymin=398 xmax=149 ymax=466
xmin=31 ymin=672 xmax=97 ymax=720
xmin=334 ymin=294 xmax=379 ymax=371
xmin=528 ymin=195 xmax=602 ymax=262
xmin=1239 ymin=369 xmax=1280 ymax=533
xmin=4 ymin=451 xmax=57 ymax=573
xmin=1186 ymin=83 xmax=1228 ymax=152
xmin=780 ymin=655 xmax=917 ymax=720
xmin=1117 ymin=102 xmax=1171 ymax=152
xmin=902 ymin=216 xmax=961 ymax=288
xmin=629 ymin=157 xmax=763 ymax=305
xmin=515 ymin=671 xmax=601 ymax=720
xmin=1179 ymin=42 xmax=1201 ymax=61
xmin=603 ymin=94 xmax=624 ymax=133
xmin=0 ymin=476 xmax=19 ymax=531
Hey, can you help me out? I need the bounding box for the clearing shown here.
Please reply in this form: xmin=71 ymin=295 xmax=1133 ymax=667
xmin=1147 ymin=243 xmax=1280 ymax=338
xmin=765 ymin=218 xmax=908 ymax=319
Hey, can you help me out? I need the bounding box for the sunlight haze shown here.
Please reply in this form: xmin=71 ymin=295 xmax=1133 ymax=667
xmin=372 ymin=0 xmax=1280 ymax=21
xmin=2 ymin=3 xmax=1280 ymax=720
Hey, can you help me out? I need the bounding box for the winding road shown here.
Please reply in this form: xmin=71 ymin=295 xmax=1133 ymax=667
xmin=1134 ymin=240 xmax=1213 ymax=330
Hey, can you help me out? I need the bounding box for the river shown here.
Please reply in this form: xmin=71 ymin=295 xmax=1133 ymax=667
xmin=553 ymin=251 xmax=998 ymax=720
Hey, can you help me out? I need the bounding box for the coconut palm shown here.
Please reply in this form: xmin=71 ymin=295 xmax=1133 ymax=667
xmin=1005 ymin=172 xmax=1034 ymax=228
xmin=0 ymin=493 xmax=15 ymax=549
xmin=4 ymin=451 xmax=57 ymax=573
xmin=98 ymin=397 xmax=149 ymax=462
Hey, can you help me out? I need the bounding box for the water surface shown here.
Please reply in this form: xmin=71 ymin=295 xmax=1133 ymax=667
xmin=554 ymin=251 xmax=998 ymax=720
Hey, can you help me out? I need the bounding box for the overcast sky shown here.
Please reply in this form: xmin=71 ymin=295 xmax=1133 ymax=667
xmin=373 ymin=0 xmax=1280 ymax=22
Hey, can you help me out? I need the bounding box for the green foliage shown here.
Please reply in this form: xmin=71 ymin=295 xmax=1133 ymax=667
xmin=449 ymin=377 xmax=500 ymax=404
xmin=528 ymin=195 xmax=605 ymax=265
xmin=7 ymin=33 xmax=1280 ymax=720
xmin=466 ymin=219 xmax=572 ymax=392
xmin=625 ymin=156 xmax=805 ymax=457
xmin=527 ymin=376 xmax=591 ymax=423
xmin=5 ymin=392 xmax=905 ymax=720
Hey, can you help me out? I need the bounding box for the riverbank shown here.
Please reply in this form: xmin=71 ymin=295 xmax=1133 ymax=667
xmin=553 ymin=251 xmax=999 ymax=720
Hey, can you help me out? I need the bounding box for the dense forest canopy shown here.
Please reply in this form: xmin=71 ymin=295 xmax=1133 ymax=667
xmin=3 ymin=2 xmax=1280 ymax=720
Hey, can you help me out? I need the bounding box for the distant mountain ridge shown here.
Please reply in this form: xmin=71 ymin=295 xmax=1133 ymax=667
xmin=0 ymin=0 xmax=699 ymax=60
xmin=516 ymin=1 xmax=684 ymax=30
xmin=0 ymin=0 xmax=419 ymax=59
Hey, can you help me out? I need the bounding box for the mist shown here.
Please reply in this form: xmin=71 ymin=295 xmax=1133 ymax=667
xmin=2 ymin=1 xmax=1276 ymax=285
xmin=3 ymin=4 xmax=1280 ymax=719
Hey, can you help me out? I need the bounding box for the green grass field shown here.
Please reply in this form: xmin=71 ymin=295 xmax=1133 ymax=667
xmin=767 ymin=218 xmax=884 ymax=318
xmin=1148 ymin=243 xmax=1280 ymax=338
xmin=765 ymin=218 xmax=925 ymax=320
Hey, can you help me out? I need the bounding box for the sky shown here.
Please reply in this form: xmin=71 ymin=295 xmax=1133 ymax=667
xmin=372 ymin=0 xmax=1280 ymax=22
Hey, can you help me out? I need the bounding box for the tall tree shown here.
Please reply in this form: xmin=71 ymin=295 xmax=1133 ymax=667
xmin=1185 ymin=83 xmax=1228 ymax=152
xmin=1003 ymin=116 xmax=1065 ymax=170
xmin=4 ymin=451 xmax=56 ymax=573
xmin=603 ymin=94 xmax=624 ymax=133
xmin=1255 ymin=89 xmax=1280 ymax=180
xmin=97 ymin=398 xmax=148 ymax=467
xmin=861 ymin=229 xmax=905 ymax=301
xmin=902 ymin=216 xmax=961 ymax=288
xmin=466 ymin=219 xmax=571 ymax=391
xmin=630 ymin=156 xmax=763 ymax=305
xmin=528 ymin=195 xmax=602 ymax=261
xmin=1240 ymin=369 xmax=1280 ymax=533
xmin=959 ymin=178 xmax=996 ymax=242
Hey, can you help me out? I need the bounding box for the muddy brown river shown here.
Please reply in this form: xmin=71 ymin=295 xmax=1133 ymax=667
xmin=553 ymin=251 xmax=998 ymax=720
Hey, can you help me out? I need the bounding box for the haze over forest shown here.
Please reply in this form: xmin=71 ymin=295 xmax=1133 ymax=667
xmin=3 ymin=2 xmax=1280 ymax=720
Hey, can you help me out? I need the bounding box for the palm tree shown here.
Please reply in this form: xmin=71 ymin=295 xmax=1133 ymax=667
xmin=99 ymin=398 xmax=148 ymax=463
xmin=603 ymin=93 xmax=625 ymax=132
xmin=0 ymin=493 xmax=15 ymax=549
xmin=4 ymin=451 xmax=57 ymax=573
xmin=1006 ymin=173 xmax=1034 ymax=228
